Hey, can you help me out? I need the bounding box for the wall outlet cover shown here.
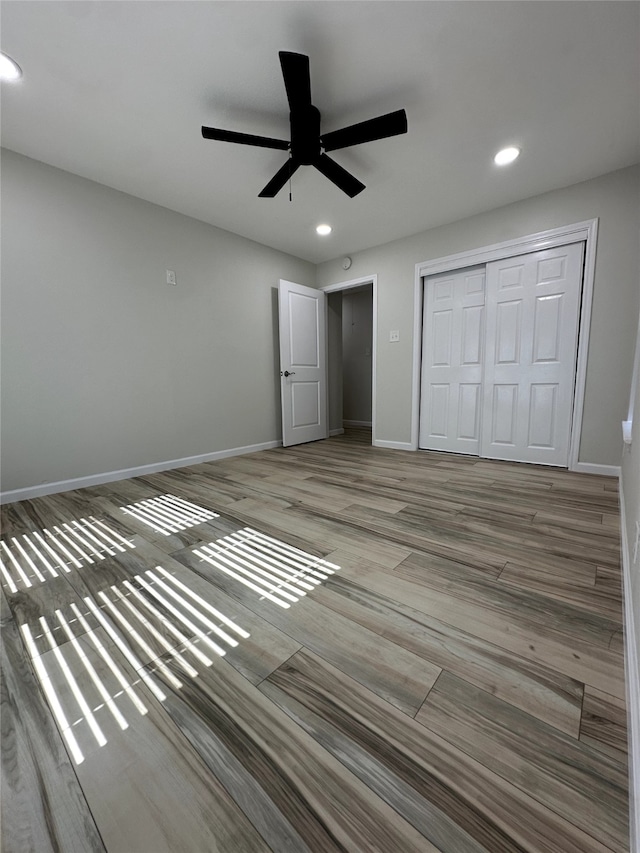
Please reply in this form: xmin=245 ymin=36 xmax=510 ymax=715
xmin=389 ymin=330 xmax=400 ymax=342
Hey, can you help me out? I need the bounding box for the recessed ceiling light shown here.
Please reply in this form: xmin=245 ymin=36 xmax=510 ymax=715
xmin=0 ymin=52 xmax=22 ymax=81
xmin=494 ymin=146 xmax=520 ymax=166
xmin=316 ymin=224 xmax=332 ymax=236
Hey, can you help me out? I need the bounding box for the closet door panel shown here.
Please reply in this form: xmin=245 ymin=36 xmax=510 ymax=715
xmin=481 ymin=243 xmax=583 ymax=465
xmin=419 ymin=267 xmax=485 ymax=453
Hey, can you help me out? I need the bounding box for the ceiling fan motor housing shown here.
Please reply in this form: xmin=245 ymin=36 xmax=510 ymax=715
xmin=291 ymin=105 xmax=321 ymax=164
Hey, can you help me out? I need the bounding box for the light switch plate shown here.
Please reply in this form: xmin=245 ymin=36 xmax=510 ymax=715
xmin=166 ymin=269 xmax=177 ymax=286
xmin=389 ymin=330 xmax=400 ymax=342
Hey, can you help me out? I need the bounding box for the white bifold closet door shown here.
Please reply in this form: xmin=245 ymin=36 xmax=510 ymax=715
xmin=419 ymin=266 xmax=486 ymax=454
xmin=481 ymin=243 xmax=583 ymax=465
xmin=420 ymin=243 xmax=584 ymax=466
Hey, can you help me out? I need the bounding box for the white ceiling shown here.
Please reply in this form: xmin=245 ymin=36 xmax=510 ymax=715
xmin=2 ymin=1 xmax=638 ymax=264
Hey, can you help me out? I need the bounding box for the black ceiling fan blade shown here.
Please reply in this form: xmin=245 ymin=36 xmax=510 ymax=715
xmin=279 ymin=52 xmax=312 ymax=111
xmin=321 ymin=109 xmax=408 ymax=153
xmin=201 ymin=126 xmax=289 ymax=150
xmin=314 ymin=154 xmax=365 ymax=198
xmin=258 ymin=159 xmax=300 ymax=197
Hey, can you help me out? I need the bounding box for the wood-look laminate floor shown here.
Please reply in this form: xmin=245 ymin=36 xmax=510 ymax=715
xmin=1 ymin=428 xmax=629 ymax=852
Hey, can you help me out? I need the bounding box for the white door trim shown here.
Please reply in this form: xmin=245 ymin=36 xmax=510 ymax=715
xmin=320 ymin=275 xmax=378 ymax=444
xmin=622 ymin=309 xmax=640 ymax=444
xmin=620 ymin=484 xmax=640 ymax=853
xmin=411 ymin=219 xmax=599 ymax=470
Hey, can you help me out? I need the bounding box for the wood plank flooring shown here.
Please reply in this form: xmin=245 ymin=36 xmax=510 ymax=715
xmin=1 ymin=428 xmax=629 ymax=852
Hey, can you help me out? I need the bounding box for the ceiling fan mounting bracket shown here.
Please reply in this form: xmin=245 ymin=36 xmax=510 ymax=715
xmin=290 ymin=104 xmax=321 ymax=165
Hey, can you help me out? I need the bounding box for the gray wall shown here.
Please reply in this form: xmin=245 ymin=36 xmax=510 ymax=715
xmin=0 ymin=150 xmax=315 ymax=493
xmin=3 ymin=151 xmax=638 ymax=496
xmin=342 ymin=288 xmax=373 ymax=424
xmin=317 ymin=165 xmax=640 ymax=466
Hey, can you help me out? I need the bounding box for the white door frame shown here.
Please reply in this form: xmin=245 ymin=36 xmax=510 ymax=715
xmin=411 ymin=219 xmax=599 ymax=471
xmin=320 ymin=275 xmax=378 ymax=444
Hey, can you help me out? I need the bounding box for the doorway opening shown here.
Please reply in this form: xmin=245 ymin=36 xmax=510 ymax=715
xmin=322 ymin=276 xmax=377 ymax=446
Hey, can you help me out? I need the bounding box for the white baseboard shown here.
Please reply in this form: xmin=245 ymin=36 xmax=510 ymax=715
xmin=572 ymin=462 xmax=621 ymax=477
xmin=620 ymin=486 xmax=640 ymax=853
xmin=373 ymin=439 xmax=415 ymax=451
xmin=329 ymin=428 xmax=345 ymax=437
xmin=0 ymin=440 xmax=282 ymax=505
xmin=343 ymin=420 xmax=372 ymax=428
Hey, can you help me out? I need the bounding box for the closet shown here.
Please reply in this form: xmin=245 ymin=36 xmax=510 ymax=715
xmin=419 ymin=242 xmax=584 ymax=466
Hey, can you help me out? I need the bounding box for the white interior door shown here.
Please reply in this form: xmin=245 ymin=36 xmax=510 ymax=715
xmin=419 ymin=266 xmax=486 ymax=453
xmin=481 ymin=243 xmax=584 ymax=465
xmin=278 ymin=280 xmax=328 ymax=447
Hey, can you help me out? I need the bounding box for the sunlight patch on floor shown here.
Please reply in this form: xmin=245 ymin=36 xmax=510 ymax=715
xmin=194 ymin=527 xmax=340 ymax=609
xmin=0 ymin=517 xmax=135 ymax=591
xmin=121 ymin=494 xmax=219 ymax=535
xmin=20 ymin=569 xmax=248 ymax=765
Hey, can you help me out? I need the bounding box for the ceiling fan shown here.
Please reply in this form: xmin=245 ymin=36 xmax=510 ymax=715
xmin=201 ymin=51 xmax=408 ymax=198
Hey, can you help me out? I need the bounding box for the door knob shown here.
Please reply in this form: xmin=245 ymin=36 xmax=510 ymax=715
xmin=283 ymin=370 xmax=296 ymax=377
